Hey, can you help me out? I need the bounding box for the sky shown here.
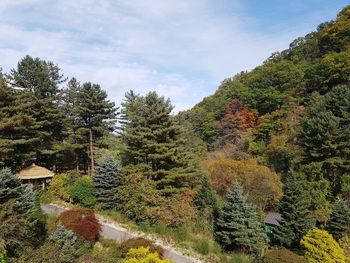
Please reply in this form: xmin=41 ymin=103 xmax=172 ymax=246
xmin=0 ymin=0 xmax=348 ymax=111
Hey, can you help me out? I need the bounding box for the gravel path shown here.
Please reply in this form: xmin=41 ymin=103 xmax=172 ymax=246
xmin=41 ymin=204 xmax=201 ymax=263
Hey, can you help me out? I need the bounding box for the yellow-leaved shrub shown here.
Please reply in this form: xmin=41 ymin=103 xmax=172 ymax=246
xmin=300 ymin=228 xmax=347 ymax=263
xmin=122 ymin=247 xmax=172 ymax=263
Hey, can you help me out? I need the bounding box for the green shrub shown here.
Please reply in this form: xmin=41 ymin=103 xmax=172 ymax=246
xmin=48 ymin=173 xmax=72 ymax=202
xmin=264 ymin=248 xmax=306 ymax=263
xmin=69 ymin=176 xmax=95 ymax=208
xmin=194 ymin=238 xmax=210 ymax=255
xmin=18 ymin=243 xmax=64 ymax=263
xmin=0 ymin=240 xmax=6 ymax=263
xmin=120 ymin=238 xmax=164 ymax=258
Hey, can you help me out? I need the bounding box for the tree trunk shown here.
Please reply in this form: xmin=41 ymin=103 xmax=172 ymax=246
xmin=89 ymin=128 xmax=94 ymax=176
xmin=75 ymin=153 xmax=79 ymax=172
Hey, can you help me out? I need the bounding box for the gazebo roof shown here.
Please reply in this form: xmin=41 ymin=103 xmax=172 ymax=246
xmin=265 ymin=212 xmax=282 ymax=225
xmin=17 ymin=163 xmax=54 ymax=180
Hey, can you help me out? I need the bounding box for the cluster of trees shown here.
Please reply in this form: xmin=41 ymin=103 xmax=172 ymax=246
xmin=0 ymin=56 xmax=117 ymax=174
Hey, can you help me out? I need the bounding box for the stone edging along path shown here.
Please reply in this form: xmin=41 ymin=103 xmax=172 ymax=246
xmin=41 ymin=204 xmax=202 ymax=263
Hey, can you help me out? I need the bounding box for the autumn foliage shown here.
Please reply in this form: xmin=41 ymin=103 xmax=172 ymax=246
xmin=217 ymin=99 xmax=256 ymax=133
xmin=203 ymin=158 xmax=282 ymax=211
xmin=59 ymin=208 xmax=101 ymax=242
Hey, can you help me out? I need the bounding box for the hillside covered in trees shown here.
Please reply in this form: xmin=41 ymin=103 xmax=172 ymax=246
xmin=1 ymin=5 xmax=350 ymax=263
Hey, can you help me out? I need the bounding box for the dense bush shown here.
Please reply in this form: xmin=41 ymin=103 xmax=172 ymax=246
xmin=123 ymin=247 xmax=171 ymax=263
xmin=47 ymin=173 xmax=72 ymax=202
xmin=18 ymin=243 xmax=65 ymax=263
xmin=59 ymin=208 xmax=101 ymax=241
xmin=69 ymin=176 xmax=96 ymax=208
xmin=264 ymin=248 xmax=306 ymax=263
xmin=120 ymin=238 xmax=164 ymax=258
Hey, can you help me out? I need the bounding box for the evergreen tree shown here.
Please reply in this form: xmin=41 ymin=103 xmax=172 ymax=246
xmin=74 ymin=82 xmax=117 ymax=175
xmin=0 ymin=76 xmax=40 ymax=169
xmin=9 ymin=55 xmax=67 ymax=167
xmin=193 ymin=177 xmax=217 ymax=213
xmin=59 ymin=78 xmax=86 ymax=171
xmin=214 ymin=183 xmax=266 ymax=255
xmin=300 ymin=85 xmax=350 ymax=192
xmin=120 ymin=91 xmax=199 ymax=194
xmin=0 ymin=168 xmax=44 ymax=257
xmin=328 ymin=197 xmax=350 ymax=238
xmin=272 ymin=174 xmax=316 ymax=248
xmin=93 ymin=155 xmax=122 ymax=209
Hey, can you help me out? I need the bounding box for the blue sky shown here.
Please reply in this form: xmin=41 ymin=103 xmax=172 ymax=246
xmin=0 ymin=0 xmax=348 ymax=111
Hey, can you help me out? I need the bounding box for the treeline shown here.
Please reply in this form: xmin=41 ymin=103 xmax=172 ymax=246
xmin=0 ymin=56 xmax=117 ymax=174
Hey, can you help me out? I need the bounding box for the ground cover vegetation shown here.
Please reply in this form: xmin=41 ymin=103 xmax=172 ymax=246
xmin=1 ymin=5 xmax=350 ymax=263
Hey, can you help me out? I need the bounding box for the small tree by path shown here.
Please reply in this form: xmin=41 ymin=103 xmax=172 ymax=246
xmin=214 ymin=182 xmax=266 ymax=256
xmin=93 ymin=155 xmax=122 ymax=209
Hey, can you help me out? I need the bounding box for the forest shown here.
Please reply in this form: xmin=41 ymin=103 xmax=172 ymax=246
xmin=1 ymin=4 xmax=350 ymax=263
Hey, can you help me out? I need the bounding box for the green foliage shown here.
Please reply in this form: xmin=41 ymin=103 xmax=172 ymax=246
xmin=69 ymin=176 xmax=95 ymax=208
xmin=272 ymin=174 xmax=316 ymax=248
xmin=120 ymin=91 xmax=200 ymax=194
xmin=299 ymin=85 xmax=350 ymax=192
xmin=301 ymin=228 xmax=347 ymax=263
xmin=193 ymin=177 xmax=217 ymax=220
xmin=48 ymin=173 xmax=72 ymax=202
xmin=0 ymin=168 xmax=45 ymax=258
xmin=115 ymin=174 xmax=196 ymax=226
xmin=328 ymin=197 xmax=350 ymax=238
xmin=72 ymin=81 xmax=118 ymax=175
xmin=214 ymin=183 xmax=266 ymax=255
xmin=0 ymin=240 xmax=6 ymax=263
xmin=264 ymin=248 xmax=306 ymax=263
xmin=10 ymin=55 xmax=66 ymax=167
xmin=93 ymin=155 xmax=122 ymax=209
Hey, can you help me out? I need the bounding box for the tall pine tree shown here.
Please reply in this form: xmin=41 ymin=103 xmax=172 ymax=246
xmin=300 ymin=85 xmax=350 ymax=192
xmin=120 ymin=91 xmax=199 ymax=194
xmin=272 ymin=174 xmax=316 ymax=248
xmin=9 ymin=55 xmax=67 ymax=168
xmin=74 ymin=82 xmax=117 ymax=175
xmin=0 ymin=74 xmax=40 ymax=169
xmin=93 ymin=155 xmax=122 ymax=209
xmin=214 ymin=183 xmax=266 ymax=255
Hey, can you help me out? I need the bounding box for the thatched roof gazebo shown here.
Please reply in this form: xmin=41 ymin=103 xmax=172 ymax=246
xmin=17 ymin=163 xmax=54 ymax=189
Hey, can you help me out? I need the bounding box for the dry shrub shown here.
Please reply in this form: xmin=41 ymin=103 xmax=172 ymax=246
xmin=264 ymin=248 xmax=306 ymax=263
xmin=59 ymin=208 xmax=101 ymax=242
xmin=151 ymin=190 xmax=196 ymax=227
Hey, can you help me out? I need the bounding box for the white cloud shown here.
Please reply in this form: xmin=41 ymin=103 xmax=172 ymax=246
xmin=0 ymin=0 xmax=330 ymax=111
